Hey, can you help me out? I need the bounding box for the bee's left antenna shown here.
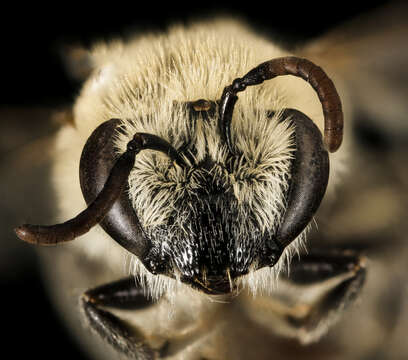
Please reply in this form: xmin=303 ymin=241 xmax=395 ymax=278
xmin=219 ymin=56 xmax=344 ymax=153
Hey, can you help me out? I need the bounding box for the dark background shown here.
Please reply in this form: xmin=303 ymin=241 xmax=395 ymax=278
xmin=0 ymin=1 xmax=392 ymax=359
xmin=1 ymin=1 xmax=391 ymax=107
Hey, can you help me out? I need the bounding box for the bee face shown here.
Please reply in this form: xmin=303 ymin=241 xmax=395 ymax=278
xmin=124 ymin=101 xmax=293 ymax=292
xmin=17 ymin=37 xmax=336 ymax=297
xmin=77 ymin=99 xmax=295 ymax=294
xmin=68 ymin=79 xmax=327 ymax=297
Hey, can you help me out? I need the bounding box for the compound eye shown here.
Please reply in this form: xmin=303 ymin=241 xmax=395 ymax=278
xmin=217 ymin=56 xmax=340 ymax=268
xmin=15 ymin=117 xmax=181 ymax=275
xmin=14 ymin=119 xmax=148 ymax=248
xmin=80 ymin=119 xmax=186 ymax=271
xmin=79 ymin=119 xmax=151 ymax=259
xmin=260 ymin=109 xmax=330 ymax=267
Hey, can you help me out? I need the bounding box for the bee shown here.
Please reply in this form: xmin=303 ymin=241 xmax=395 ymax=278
xmin=13 ymin=3 xmax=408 ymax=360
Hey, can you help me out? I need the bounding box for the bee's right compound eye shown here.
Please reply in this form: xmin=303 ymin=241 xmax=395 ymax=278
xmin=14 ymin=119 xmax=143 ymax=247
xmin=15 ymin=118 xmax=180 ymax=275
xmin=78 ymin=119 xmax=151 ymax=260
xmin=80 ymin=119 xmax=185 ymax=270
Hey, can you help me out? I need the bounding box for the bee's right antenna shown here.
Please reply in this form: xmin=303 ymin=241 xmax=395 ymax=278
xmin=15 ymin=130 xmax=183 ymax=247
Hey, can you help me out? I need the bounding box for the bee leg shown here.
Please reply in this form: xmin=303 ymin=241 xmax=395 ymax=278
xmin=278 ymin=250 xmax=366 ymax=343
xmin=81 ymin=276 xmax=159 ymax=359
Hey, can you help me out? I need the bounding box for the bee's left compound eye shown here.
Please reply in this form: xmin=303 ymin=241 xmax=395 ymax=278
xmin=219 ymin=56 xmax=342 ymax=269
xmin=259 ymin=109 xmax=329 ymax=268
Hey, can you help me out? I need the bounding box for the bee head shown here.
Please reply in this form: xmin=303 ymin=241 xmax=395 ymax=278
xmin=16 ymin=57 xmax=341 ymax=296
xmin=78 ymin=100 xmax=329 ymax=295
